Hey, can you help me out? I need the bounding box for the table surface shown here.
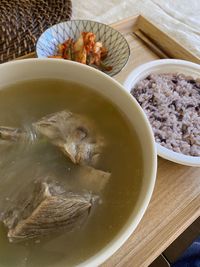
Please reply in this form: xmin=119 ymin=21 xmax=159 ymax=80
xmin=100 ymin=24 xmax=200 ymax=267
xmin=72 ymin=0 xmax=200 ymax=58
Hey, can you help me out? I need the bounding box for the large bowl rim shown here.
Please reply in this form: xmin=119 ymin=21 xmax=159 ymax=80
xmin=36 ymin=19 xmax=131 ymax=77
xmin=0 ymin=58 xmax=157 ymax=266
xmin=124 ymin=59 xmax=200 ymax=167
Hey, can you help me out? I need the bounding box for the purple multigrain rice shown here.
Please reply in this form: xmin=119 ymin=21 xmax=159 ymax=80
xmin=131 ymin=73 xmax=200 ymax=156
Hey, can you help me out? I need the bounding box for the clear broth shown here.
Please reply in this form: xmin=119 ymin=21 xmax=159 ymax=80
xmin=0 ymin=79 xmax=143 ymax=267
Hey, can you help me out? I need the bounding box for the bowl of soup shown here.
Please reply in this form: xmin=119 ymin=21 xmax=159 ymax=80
xmin=0 ymin=59 xmax=157 ymax=267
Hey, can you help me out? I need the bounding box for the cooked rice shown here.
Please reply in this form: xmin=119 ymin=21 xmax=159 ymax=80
xmin=131 ymin=73 xmax=200 ymax=157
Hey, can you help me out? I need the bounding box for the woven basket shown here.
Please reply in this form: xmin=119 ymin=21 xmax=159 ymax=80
xmin=0 ymin=0 xmax=72 ymax=63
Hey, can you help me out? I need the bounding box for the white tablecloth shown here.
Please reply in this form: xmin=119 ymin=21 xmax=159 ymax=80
xmin=72 ymin=0 xmax=200 ymax=58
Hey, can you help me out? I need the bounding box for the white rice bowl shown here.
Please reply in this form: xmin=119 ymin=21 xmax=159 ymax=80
xmin=124 ymin=59 xmax=200 ymax=167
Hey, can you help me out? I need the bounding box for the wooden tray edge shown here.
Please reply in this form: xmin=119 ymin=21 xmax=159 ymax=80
xmin=135 ymin=15 xmax=200 ymax=64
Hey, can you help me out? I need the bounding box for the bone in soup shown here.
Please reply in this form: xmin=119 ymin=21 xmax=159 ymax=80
xmin=0 ymin=79 xmax=143 ymax=267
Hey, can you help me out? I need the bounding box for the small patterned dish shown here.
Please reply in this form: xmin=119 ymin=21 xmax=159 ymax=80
xmin=36 ymin=20 xmax=130 ymax=76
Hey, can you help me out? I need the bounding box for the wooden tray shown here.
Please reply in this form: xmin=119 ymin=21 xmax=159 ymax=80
xmin=17 ymin=15 xmax=200 ymax=267
xmin=102 ymin=16 xmax=200 ymax=267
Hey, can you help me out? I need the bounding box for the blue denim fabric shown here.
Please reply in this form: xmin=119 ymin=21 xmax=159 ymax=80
xmin=172 ymin=237 xmax=200 ymax=267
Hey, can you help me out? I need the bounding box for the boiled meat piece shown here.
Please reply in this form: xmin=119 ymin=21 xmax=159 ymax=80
xmin=76 ymin=166 xmax=111 ymax=193
xmin=2 ymin=181 xmax=94 ymax=242
xmin=0 ymin=126 xmax=26 ymax=144
xmin=33 ymin=110 xmax=105 ymax=166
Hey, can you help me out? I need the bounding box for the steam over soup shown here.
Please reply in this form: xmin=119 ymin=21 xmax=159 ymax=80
xmin=0 ymin=79 xmax=143 ymax=267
